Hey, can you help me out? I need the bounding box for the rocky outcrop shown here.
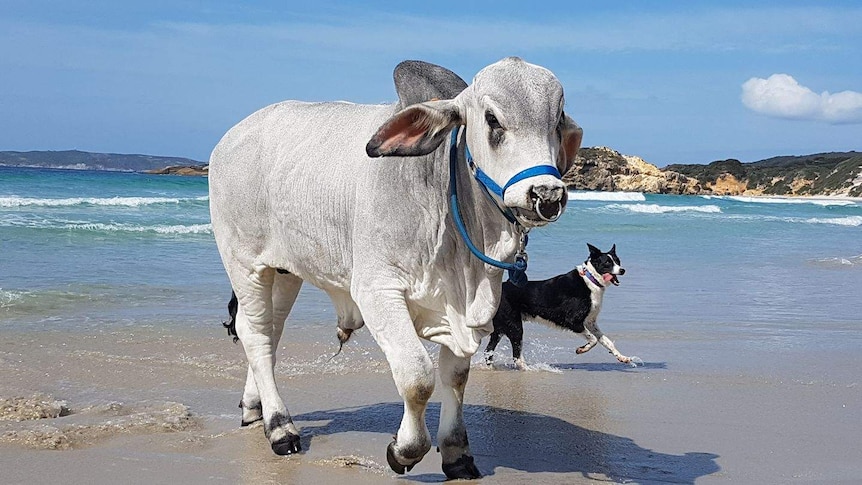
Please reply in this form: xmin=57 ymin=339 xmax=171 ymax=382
xmin=564 ymin=147 xmax=704 ymax=195
xmin=146 ymin=165 xmax=209 ymax=176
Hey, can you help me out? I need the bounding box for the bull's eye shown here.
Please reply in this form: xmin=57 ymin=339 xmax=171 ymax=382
xmin=485 ymin=111 xmax=502 ymax=131
xmin=555 ymin=110 xmax=566 ymax=141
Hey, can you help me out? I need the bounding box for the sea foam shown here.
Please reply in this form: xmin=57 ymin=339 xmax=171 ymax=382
xmin=568 ymin=191 xmax=646 ymax=201
xmin=704 ymin=195 xmax=859 ymax=207
xmin=0 ymin=195 xmax=209 ymax=208
xmin=67 ymin=222 xmax=214 ymax=234
xmin=610 ymin=203 xmax=722 ymax=214
xmin=802 ymin=215 xmax=862 ymax=227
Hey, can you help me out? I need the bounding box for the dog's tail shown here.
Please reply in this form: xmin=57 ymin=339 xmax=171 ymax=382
xmin=222 ymin=291 xmax=239 ymax=343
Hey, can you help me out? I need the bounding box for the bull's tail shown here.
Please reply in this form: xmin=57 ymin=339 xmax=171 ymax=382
xmin=223 ymin=291 xmax=239 ymax=343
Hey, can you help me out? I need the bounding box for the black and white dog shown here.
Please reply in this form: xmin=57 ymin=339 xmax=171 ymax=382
xmin=485 ymin=243 xmax=640 ymax=369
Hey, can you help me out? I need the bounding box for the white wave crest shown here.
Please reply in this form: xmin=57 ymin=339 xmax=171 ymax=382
xmin=705 ymin=195 xmax=859 ymax=207
xmin=0 ymin=289 xmax=28 ymax=308
xmin=66 ymin=223 xmax=213 ymax=234
xmin=611 ymin=203 xmax=722 ymax=214
xmin=568 ymin=190 xmax=646 ymax=201
xmin=0 ymin=195 xmax=209 ymax=208
xmin=810 ymin=255 xmax=862 ymax=268
xmin=802 ymin=216 xmax=862 ymax=227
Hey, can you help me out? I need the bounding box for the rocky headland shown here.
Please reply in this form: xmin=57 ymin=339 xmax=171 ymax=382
xmin=569 ymin=147 xmax=862 ymax=197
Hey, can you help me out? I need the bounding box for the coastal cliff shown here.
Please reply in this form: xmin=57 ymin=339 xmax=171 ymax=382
xmin=569 ymin=148 xmax=862 ymax=197
xmin=564 ymin=147 xmax=704 ymax=195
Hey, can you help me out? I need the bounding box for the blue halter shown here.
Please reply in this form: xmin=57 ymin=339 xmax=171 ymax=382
xmin=449 ymin=128 xmax=561 ymax=287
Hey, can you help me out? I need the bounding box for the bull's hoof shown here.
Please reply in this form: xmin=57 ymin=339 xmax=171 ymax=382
xmin=240 ymin=400 xmax=263 ymax=427
xmin=240 ymin=416 xmax=263 ymax=427
xmin=386 ymin=441 xmax=419 ymax=474
xmin=442 ymin=454 xmax=482 ymax=480
xmin=271 ymin=433 xmax=302 ymax=455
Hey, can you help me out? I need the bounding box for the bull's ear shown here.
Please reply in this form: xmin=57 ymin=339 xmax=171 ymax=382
xmin=366 ymin=99 xmax=462 ymax=158
xmin=556 ymin=112 xmax=583 ymax=176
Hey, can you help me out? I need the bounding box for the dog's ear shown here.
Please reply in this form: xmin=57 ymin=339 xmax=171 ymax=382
xmin=609 ymin=244 xmax=617 ymax=255
xmin=587 ymin=243 xmax=601 ymax=257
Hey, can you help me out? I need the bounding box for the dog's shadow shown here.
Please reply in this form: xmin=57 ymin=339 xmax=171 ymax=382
xmin=294 ymin=401 xmax=718 ymax=483
xmin=552 ymin=361 xmax=668 ymax=372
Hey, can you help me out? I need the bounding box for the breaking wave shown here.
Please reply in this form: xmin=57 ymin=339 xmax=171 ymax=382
xmin=703 ymin=195 xmax=859 ymax=208
xmin=610 ymin=203 xmax=722 ymax=214
xmin=809 ymin=255 xmax=862 ymax=268
xmin=0 ymin=195 xmax=209 ymax=208
xmin=0 ymin=217 xmax=212 ymax=234
xmin=64 ymin=222 xmax=213 ymax=234
xmin=567 ymin=191 xmax=646 ymax=202
xmin=0 ymin=289 xmax=27 ymax=309
xmin=801 ymin=215 xmax=862 ymax=227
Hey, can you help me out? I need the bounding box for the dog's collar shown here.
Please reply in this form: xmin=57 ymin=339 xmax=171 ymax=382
xmin=578 ymin=265 xmax=604 ymax=288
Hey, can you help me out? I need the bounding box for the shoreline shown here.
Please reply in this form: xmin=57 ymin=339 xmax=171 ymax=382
xmin=2 ymin=323 xmax=860 ymax=484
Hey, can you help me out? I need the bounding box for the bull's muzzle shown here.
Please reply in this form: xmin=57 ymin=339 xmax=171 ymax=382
xmin=530 ymin=185 xmax=567 ymax=222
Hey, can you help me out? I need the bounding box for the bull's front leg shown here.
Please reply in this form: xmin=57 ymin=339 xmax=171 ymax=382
xmin=355 ymin=288 xmax=434 ymax=474
xmin=437 ymin=345 xmax=482 ymax=479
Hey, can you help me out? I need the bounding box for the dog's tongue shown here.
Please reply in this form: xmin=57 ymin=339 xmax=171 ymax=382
xmin=603 ymin=274 xmax=620 ymax=286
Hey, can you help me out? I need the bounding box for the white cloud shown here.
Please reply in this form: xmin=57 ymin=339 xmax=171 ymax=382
xmin=741 ymin=74 xmax=862 ymax=124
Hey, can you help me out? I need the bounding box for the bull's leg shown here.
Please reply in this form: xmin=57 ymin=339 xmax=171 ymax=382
xmin=234 ymin=269 xmax=302 ymax=455
xmin=355 ymin=288 xmax=434 ymax=474
xmin=438 ymin=345 xmax=482 ymax=479
xmin=239 ymin=272 xmax=302 ymax=427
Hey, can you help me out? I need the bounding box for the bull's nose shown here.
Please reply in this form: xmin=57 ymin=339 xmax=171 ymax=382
xmin=530 ymin=185 xmax=567 ymax=221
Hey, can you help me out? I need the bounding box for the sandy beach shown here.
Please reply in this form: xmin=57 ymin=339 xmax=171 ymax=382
xmin=2 ymin=320 xmax=860 ymax=485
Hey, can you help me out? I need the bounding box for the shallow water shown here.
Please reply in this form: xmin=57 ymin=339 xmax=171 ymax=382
xmin=2 ymin=166 xmax=861 ymax=348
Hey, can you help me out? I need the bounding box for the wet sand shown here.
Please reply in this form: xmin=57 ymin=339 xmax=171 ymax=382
xmin=1 ymin=324 xmax=860 ymax=484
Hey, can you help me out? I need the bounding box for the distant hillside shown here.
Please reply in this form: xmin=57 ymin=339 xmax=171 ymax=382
xmin=0 ymin=150 xmax=204 ymax=172
xmin=665 ymin=152 xmax=862 ymax=197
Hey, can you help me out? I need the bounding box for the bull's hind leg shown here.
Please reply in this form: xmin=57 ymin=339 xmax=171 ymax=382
xmin=438 ymin=345 xmax=482 ymax=479
xmin=354 ymin=287 xmax=434 ymax=475
xmin=234 ymin=268 xmax=303 ymax=454
xmin=239 ymin=271 xmax=303 ymax=427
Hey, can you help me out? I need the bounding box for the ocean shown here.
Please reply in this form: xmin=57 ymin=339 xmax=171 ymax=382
xmin=1 ymin=165 xmax=861 ymax=357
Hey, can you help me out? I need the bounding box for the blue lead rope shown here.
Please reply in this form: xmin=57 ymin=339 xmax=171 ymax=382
xmin=449 ymin=129 xmax=529 ymax=287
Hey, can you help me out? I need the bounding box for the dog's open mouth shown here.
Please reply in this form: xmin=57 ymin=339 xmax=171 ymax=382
xmin=603 ymin=273 xmax=620 ymax=286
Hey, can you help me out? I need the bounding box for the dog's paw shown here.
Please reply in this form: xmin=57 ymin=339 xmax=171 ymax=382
xmin=626 ymin=356 xmax=644 ymax=367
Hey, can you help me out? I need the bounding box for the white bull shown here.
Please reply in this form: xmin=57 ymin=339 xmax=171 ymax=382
xmin=209 ymin=57 xmax=582 ymax=479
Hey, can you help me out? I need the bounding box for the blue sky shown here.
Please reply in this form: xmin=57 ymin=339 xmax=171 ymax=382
xmin=1 ymin=1 xmax=860 ymax=166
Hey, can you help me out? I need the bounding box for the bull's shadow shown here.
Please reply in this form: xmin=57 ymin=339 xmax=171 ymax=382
xmin=295 ymin=402 xmax=718 ymax=483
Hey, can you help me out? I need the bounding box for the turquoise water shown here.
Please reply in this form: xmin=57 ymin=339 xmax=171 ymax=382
xmin=1 ymin=166 xmax=861 ymax=350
